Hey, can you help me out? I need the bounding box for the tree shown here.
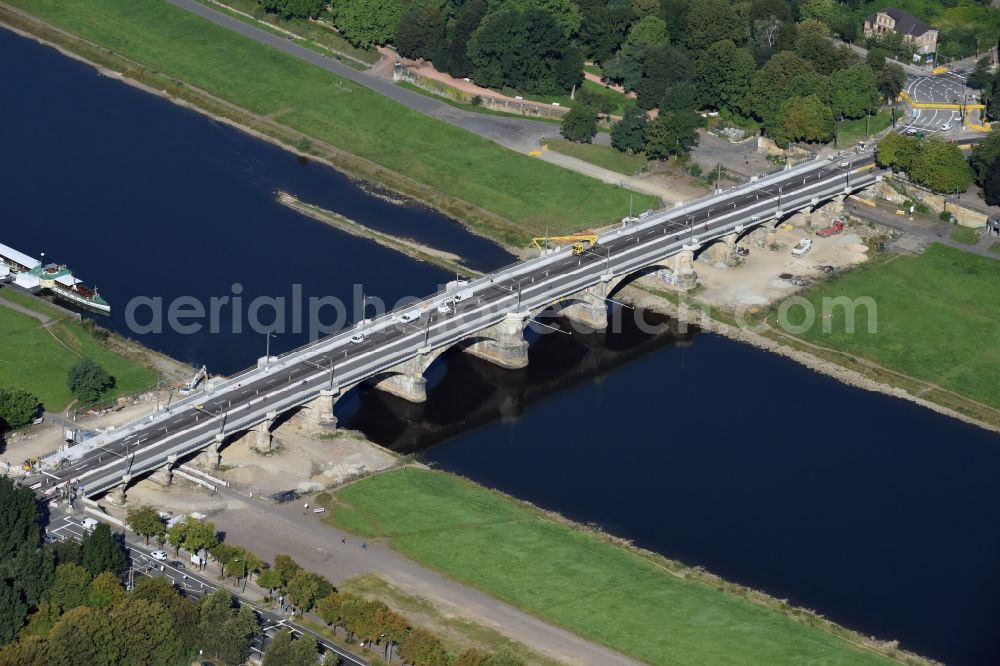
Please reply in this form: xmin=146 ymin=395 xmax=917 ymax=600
xmin=0 ymin=635 xmax=49 ymax=666
xmin=263 ymin=629 xmax=295 ymax=666
xmin=87 ymin=571 xmax=124 ymax=609
xmin=46 ymin=606 xmax=116 ymax=666
xmin=876 ymin=63 xmax=906 ymax=103
xmin=875 ymin=131 xmax=921 ymax=171
xmin=747 ymin=50 xmax=814 ymax=122
xmin=259 ymin=0 xmax=325 ymax=19
xmin=257 ymin=567 xmax=283 ymax=595
xmin=132 ymin=577 xmax=199 ymax=655
xmin=395 ymin=3 xmax=446 ymax=61
xmin=695 ymin=39 xmax=756 ymax=110
xmin=644 ymin=110 xmax=702 ymax=158
xmin=440 ymin=0 xmax=487 ymax=77
xmin=0 ymin=477 xmax=39 ymax=562
xmin=611 ymin=106 xmax=648 ymax=153
xmin=967 ymin=55 xmax=993 ymax=90
xmin=634 ymin=44 xmax=694 ymax=109
xmin=208 ymin=542 xmax=239 ymax=578
xmin=181 ymin=518 xmax=217 ymax=557
xmin=910 ymin=137 xmax=973 ymax=193
xmin=273 ymin=554 xmax=302 ymax=587
xmin=3 ymin=546 xmax=54 ymax=608
xmin=798 ymin=0 xmax=833 ymax=24
xmin=625 ymin=14 xmax=668 ymax=47
xmin=111 ymin=596 xmax=184 ymax=666
xmin=329 ymin=0 xmax=403 ymax=47
xmin=487 ymin=0 xmax=583 ymax=39
xmin=288 ymin=633 xmax=319 ymax=665
xmin=166 ymin=520 xmax=187 ymax=556
xmin=660 ymin=82 xmax=700 ymax=112
xmin=286 ymin=570 xmax=333 ymax=611
xmin=968 ymin=130 xmax=1000 ymax=184
xmin=468 ymin=9 xmax=583 ymax=94
xmin=0 ymin=388 xmax=40 ymax=432
xmin=684 ymin=0 xmax=751 ymax=51
xmin=316 ymin=590 xmax=343 ymax=626
xmin=126 ymin=505 xmax=165 ymax=546
xmin=982 ymin=156 xmax=1000 ymax=205
xmin=830 ymin=64 xmax=880 ymax=119
xmin=576 ymin=0 xmax=632 ymax=63
xmin=66 ymin=359 xmax=114 ymax=405
xmin=17 ymin=601 xmax=59 ymax=639
xmin=794 ymin=19 xmax=852 ymax=75
xmin=776 ymin=95 xmax=834 ymax=145
xmin=400 ymin=627 xmax=449 ymax=666
xmin=80 ymin=522 xmax=126 ymax=576
xmin=49 ymin=563 xmax=92 ymax=613
xmin=0 ymin=582 xmax=26 ymax=646
xmin=560 ymin=105 xmax=599 ymax=143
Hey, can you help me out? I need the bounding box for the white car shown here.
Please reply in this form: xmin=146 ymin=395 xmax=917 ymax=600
xmin=437 ymin=301 xmax=454 ymax=315
xmin=398 ymin=311 xmax=420 ymax=324
xmin=81 ymin=517 xmax=99 ymax=530
xmin=350 ymin=332 xmax=365 ymax=344
xmin=940 ymin=122 xmax=952 ymax=131
xmin=791 ymin=239 xmax=813 ymax=257
xmin=151 ymin=550 xmax=168 ymax=561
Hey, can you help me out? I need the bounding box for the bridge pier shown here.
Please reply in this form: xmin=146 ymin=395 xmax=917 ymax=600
xmin=672 ymin=244 xmax=699 ymax=289
xmin=198 ymin=437 xmax=222 ymax=470
xmin=150 ymin=463 xmax=173 ymax=488
xmin=561 ymin=282 xmax=610 ymax=330
xmin=253 ymin=412 xmax=278 ymax=453
xmin=105 ymin=475 xmax=130 ymax=506
xmin=307 ymin=389 xmax=339 ymax=431
xmin=465 ymin=312 xmax=530 ymax=369
xmin=373 ymin=349 xmax=443 ymax=403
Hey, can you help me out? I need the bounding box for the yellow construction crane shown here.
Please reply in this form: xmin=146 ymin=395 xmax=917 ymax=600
xmin=531 ymin=234 xmax=599 ymax=256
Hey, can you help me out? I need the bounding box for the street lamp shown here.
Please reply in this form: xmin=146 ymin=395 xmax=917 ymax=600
xmin=264 ymin=331 xmax=277 ymax=368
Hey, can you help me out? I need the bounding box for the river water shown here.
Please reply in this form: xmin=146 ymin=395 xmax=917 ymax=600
xmin=3 ymin=29 xmax=999 ymax=665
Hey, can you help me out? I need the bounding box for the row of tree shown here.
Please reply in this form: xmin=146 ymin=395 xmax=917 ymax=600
xmin=876 ymin=132 xmax=973 ymax=194
xmin=124 ymin=504 xmax=527 ymax=665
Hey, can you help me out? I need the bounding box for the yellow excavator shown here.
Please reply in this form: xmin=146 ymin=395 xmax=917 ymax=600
xmin=531 ymin=234 xmax=599 ymax=256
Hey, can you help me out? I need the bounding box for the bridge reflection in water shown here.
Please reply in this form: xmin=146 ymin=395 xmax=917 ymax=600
xmin=339 ymin=307 xmax=695 ymax=454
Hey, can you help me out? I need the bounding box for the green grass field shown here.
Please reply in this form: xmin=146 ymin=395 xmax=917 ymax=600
xmin=9 ymin=0 xmax=654 ymax=240
xmin=193 ymin=0 xmax=378 ymax=65
xmin=838 ymin=111 xmax=892 ymax=147
xmin=544 ymin=139 xmax=648 ymax=175
xmin=950 ymin=225 xmax=980 ymax=245
xmin=324 ymin=469 xmax=892 ymax=666
xmin=0 ymin=291 xmax=156 ymax=410
xmin=788 ymin=244 xmax=1000 ymax=409
xmin=502 ymin=79 xmax=634 ymax=117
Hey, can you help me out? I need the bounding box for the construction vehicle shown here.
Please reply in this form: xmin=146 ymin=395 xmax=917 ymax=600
xmin=816 ymin=220 xmax=845 ymax=237
xmin=531 ymin=234 xmax=599 ymax=256
xmin=21 ymin=457 xmax=38 ymax=472
xmin=179 ymin=365 xmax=207 ymax=396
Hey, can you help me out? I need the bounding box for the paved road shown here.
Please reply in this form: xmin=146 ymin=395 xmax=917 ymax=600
xmin=47 ymin=511 xmax=368 ymax=665
xmin=902 ymin=69 xmax=979 ymax=134
xmin=36 ymin=153 xmax=878 ymax=499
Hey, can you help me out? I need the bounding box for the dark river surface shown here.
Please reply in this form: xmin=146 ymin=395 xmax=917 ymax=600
xmin=3 ymin=29 xmax=1000 ymax=665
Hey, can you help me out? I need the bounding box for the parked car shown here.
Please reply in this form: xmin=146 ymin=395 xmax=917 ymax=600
xmin=81 ymin=518 xmax=99 ymax=530
xmin=791 ymin=239 xmax=813 ymax=257
xmin=151 ymin=550 xmax=168 ymax=561
xmin=940 ymin=122 xmax=952 ymax=131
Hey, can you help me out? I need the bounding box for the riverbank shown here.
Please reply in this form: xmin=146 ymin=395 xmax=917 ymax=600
xmin=321 ymin=467 xmax=932 ymax=666
xmin=0 ymin=1 xmax=655 ymax=246
xmin=0 ymin=287 xmax=184 ymax=412
xmin=618 ymin=245 xmax=1000 ymax=434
